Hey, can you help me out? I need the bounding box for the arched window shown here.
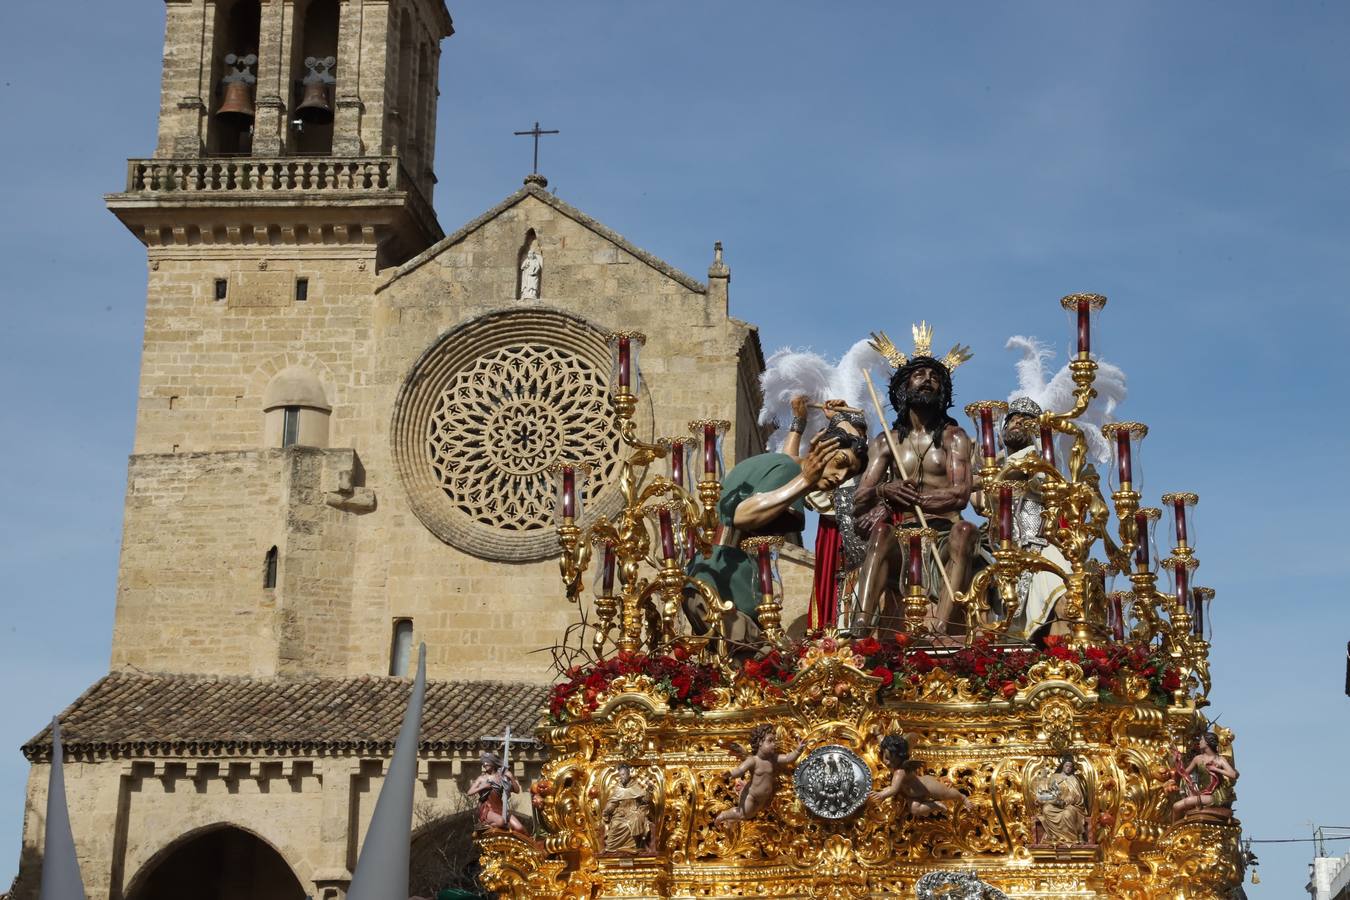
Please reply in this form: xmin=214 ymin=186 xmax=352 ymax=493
xmin=208 ymin=0 xmax=262 ymax=155
xmin=290 ymin=0 xmax=340 ymax=154
xmin=263 ymin=546 xmax=278 ymax=589
xmin=262 ymin=367 xmax=331 ymax=448
xmin=389 ymin=618 xmax=414 ymax=676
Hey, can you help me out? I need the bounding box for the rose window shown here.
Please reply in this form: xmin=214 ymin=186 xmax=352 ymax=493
xmin=426 ymin=344 xmax=620 ymax=531
xmin=392 ymin=308 xmax=648 ymax=562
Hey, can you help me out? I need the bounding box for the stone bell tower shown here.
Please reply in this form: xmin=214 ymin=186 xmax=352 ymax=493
xmin=116 ymin=0 xmax=452 ymax=266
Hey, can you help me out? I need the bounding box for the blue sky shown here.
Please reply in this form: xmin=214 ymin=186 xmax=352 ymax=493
xmin=2 ymin=0 xmax=1349 ymax=893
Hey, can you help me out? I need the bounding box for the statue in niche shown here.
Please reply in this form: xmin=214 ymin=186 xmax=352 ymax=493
xmin=601 ymin=763 xmax=653 ymax=854
xmin=1032 ymin=754 xmax=1091 ymax=845
xmin=519 ymin=237 xmax=543 ymax=300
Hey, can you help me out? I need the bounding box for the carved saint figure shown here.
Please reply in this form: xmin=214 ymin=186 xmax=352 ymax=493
xmin=715 ymin=724 xmax=805 ymax=825
xmin=986 ymin=397 xmax=1071 ymax=639
xmin=685 ymin=427 xmax=868 ymax=645
xmin=519 ymin=243 xmax=543 ymax=300
xmin=1171 ymin=731 xmax=1239 ymax=820
xmin=853 ymin=356 xmax=977 ymax=636
xmin=468 ymin=750 xmax=528 ymax=834
xmin=1034 ymin=755 xmax=1090 ymax=845
xmin=868 ymin=733 xmax=973 ymax=818
xmin=602 ymin=764 xmax=653 ymax=854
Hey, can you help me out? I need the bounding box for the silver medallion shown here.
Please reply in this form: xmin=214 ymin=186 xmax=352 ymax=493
xmin=792 ymin=744 xmax=872 ymax=820
xmin=914 ymin=871 xmax=1011 ymax=900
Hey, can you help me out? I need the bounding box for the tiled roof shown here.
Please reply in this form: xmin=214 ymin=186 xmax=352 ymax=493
xmin=21 ymin=672 xmax=549 ymax=761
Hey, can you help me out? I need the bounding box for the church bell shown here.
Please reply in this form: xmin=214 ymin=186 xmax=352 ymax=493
xmin=215 ymin=79 xmax=257 ymax=124
xmin=215 ymin=54 xmax=258 ymax=125
xmin=294 ymin=55 xmax=337 ymax=125
xmin=294 ymin=81 xmax=334 ymax=124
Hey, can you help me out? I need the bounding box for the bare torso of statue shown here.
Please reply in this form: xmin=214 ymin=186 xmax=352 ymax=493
xmin=850 ymin=360 xmax=977 ymax=637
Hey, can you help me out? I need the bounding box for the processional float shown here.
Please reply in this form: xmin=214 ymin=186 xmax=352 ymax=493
xmin=475 ymin=296 xmax=1248 ymax=899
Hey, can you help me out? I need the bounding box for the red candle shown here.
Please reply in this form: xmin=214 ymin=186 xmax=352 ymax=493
xmin=1110 ymin=594 xmax=1125 ymax=641
xmin=1172 ymin=498 xmax=1188 ymax=547
xmin=703 ymin=423 xmax=718 ymax=476
xmin=1039 ymin=425 xmax=1056 ymax=467
xmin=670 ymin=439 xmax=685 ymax=489
xmin=1115 ymin=428 xmax=1133 ymax=487
xmin=561 ymin=466 xmax=576 ymax=520
xmin=1174 ymin=560 xmax=1189 ymax=607
xmin=617 ymin=335 xmax=631 ymax=389
xmin=1133 ymin=510 xmax=1150 ymax=569
xmin=998 ymin=484 xmax=1013 ymax=545
xmin=657 ymin=508 xmax=677 ymax=561
xmin=600 ymin=544 xmax=616 ymax=597
xmin=979 ymin=407 xmax=996 ymax=459
xmin=1077 ymin=297 xmax=1091 ymax=356
xmin=755 ymin=544 xmax=774 ymax=597
xmin=906 ymin=534 xmax=924 ymax=588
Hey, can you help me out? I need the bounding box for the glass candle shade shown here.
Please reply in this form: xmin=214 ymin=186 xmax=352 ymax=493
xmin=1161 ymin=492 xmax=1199 ymax=552
xmin=964 ymin=401 xmax=1008 ymax=463
xmin=1039 ymin=422 xmax=1058 ymax=470
xmin=738 ymin=537 xmax=784 ymax=601
xmin=593 ymin=539 xmax=617 ymax=599
xmin=1133 ymin=507 xmax=1161 ymax=573
xmin=607 ymin=331 xmax=646 ymax=398
xmin=994 ymin=482 xmax=1017 ymax=546
xmin=668 ymin=438 xmax=693 ymax=492
xmin=895 ymin=527 xmax=935 ymax=591
xmin=1161 ymin=556 xmax=1199 ymax=609
xmin=548 ymin=462 xmax=590 ymax=525
xmin=1060 ymin=292 xmax=1107 ymax=359
xmin=1107 ymin=591 xmax=1130 ymax=642
xmin=1102 ymin=423 xmax=1147 ymax=493
xmin=1191 ymin=586 xmax=1215 ymax=638
xmin=689 ymin=420 xmax=729 ymax=481
xmin=645 ymin=502 xmax=686 ymax=565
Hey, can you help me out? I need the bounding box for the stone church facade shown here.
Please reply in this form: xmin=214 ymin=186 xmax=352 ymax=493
xmin=11 ymin=1 xmax=784 ymax=897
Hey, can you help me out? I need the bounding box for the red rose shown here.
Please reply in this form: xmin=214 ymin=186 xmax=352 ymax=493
xmin=871 ymin=665 xmax=894 ymax=686
xmin=893 ymin=633 xmax=912 ymax=649
xmin=1043 ymin=635 xmax=1064 ymax=648
xmin=854 ymin=637 xmax=882 ymax=657
xmin=1000 ymin=681 xmax=1018 ymax=698
xmin=671 ymin=672 xmax=694 ymax=699
xmin=672 ymin=644 xmax=690 ymax=661
xmin=1161 ymin=670 xmax=1181 ymax=692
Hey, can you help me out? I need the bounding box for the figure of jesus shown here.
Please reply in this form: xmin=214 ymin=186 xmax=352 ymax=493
xmin=852 ymin=357 xmax=977 ymax=636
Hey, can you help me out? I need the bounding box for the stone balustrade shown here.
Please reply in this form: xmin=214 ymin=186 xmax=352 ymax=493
xmin=125 ymin=156 xmax=410 ymax=194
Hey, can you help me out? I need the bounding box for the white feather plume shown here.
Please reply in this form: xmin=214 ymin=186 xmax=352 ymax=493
xmin=1005 ymin=336 xmax=1128 ymax=464
xmin=758 ymin=339 xmax=893 ymax=450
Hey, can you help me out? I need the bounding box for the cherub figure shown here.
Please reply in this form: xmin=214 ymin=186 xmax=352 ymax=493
xmin=868 ymin=733 xmax=973 ymax=818
xmin=1170 ymin=730 xmax=1239 ymax=821
xmin=468 ymin=750 xmax=528 ymax=834
xmin=714 ymin=724 xmax=805 ymax=825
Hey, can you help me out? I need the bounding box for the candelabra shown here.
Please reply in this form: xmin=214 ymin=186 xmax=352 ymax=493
xmin=949 ymin=294 xmax=1213 ymax=700
xmin=551 ymin=330 xmax=748 ymax=659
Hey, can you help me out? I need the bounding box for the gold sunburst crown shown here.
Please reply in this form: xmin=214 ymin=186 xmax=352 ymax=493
xmin=868 ymin=320 xmax=973 ymax=373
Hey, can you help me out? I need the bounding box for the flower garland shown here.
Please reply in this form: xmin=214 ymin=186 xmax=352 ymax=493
xmin=548 ymin=636 xmax=1182 ymax=722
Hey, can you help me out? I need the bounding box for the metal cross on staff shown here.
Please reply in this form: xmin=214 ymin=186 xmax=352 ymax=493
xmin=481 ymin=725 xmax=533 ymax=821
xmin=513 ymin=121 xmax=559 ymax=174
